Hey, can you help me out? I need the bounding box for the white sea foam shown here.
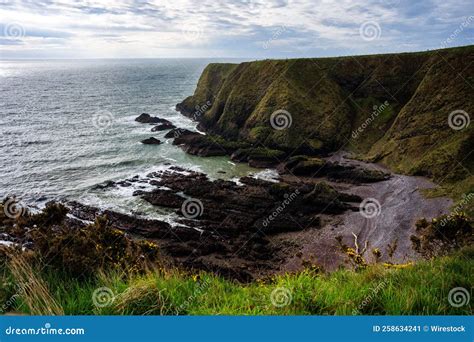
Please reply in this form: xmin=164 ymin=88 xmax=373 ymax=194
xmin=252 ymin=169 xmax=280 ymax=183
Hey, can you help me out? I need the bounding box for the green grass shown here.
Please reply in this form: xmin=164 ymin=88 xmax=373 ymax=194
xmin=2 ymin=247 xmax=472 ymax=315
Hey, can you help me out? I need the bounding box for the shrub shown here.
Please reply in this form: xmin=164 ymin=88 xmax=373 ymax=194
xmin=1 ymin=202 xmax=160 ymax=279
xmin=29 ymin=214 xmax=159 ymax=278
xmin=412 ymin=212 xmax=472 ymax=257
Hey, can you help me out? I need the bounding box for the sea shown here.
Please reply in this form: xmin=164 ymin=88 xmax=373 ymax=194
xmin=0 ymin=58 xmax=276 ymax=219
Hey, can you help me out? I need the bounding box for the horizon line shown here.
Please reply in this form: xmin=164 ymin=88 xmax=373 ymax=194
xmin=1 ymin=44 xmax=472 ymax=62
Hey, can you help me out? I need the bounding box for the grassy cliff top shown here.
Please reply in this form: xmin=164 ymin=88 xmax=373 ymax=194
xmin=3 ymin=247 xmax=472 ymax=315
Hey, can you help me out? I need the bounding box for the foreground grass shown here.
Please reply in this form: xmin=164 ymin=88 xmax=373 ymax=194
xmin=2 ymin=247 xmax=472 ymax=315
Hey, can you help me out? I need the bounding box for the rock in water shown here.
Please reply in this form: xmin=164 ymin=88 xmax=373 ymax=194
xmin=164 ymin=128 xmax=195 ymax=138
xmin=141 ymin=137 xmax=162 ymax=145
xmin=151 ymin=123 xmax=176 ymax=131
xmin=135 ymin=113 xmax=170 ymax=124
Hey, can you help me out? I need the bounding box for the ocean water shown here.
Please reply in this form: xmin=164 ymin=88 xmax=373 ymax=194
xmin=0 ymin=59 xmax=269 ymax=219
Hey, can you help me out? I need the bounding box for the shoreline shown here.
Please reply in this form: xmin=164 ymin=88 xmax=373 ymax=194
xmin=1 ymin=111 xmax=456 ymax=281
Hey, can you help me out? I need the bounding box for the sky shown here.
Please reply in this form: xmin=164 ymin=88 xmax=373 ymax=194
xmin=0 ymin=0 xmax=473 ymax=59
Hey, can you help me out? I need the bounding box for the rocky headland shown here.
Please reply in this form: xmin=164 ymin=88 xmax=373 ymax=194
xmin=2 ymin=46 xmax=472 ymax=282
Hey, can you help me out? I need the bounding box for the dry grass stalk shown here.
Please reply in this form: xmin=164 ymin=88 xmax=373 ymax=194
xmin=9 ymin=255 xmax=64 ymax=315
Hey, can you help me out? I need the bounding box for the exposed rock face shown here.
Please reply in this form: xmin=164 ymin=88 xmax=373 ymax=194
xmin=172 ymin=132 xmax=228 ymax=157
xmin=67 ymin=201 xmax=196 ymax=241
xmin=279 ymin=155 xmax=390 ymax=183
xmin=141 ymin=137 xmax=162 ymax=145
xmin=139 ymin=169 xmax=359 ymax=234
xmin=230 ymin=147 xmax=285 ymax=168
xmin=135 ymin=113 xmax=170 ymax=124
xmin=176 ymin=46 xmax=474 ymax=194
xmin=141 ymin=189 xmax=185 ymax=208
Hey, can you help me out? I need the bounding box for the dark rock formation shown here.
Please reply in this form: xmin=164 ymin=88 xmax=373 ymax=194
xmin=141 ymin=190 xmax=185 ymax=208
xmin=135 ymin=113 xmax=171 ymax=124
xmin=164 ymin=128 xmax=196 ymax=139
xmin=279 ymin=155 xmax=390 ymax=183
xmin=139 ymin=169 xmax=359 ymax=235
xmin=172 ymin=133 xmax=228 ymax=157
xmin=230 ymin=147 xmax=285 ymax=168
xmin=63 ymin=165 xmax=363 ymax=281
xmin=92 ymin=180 xmax=116 ymax=190
xmin=151 ymin=123 xmax=176 ymax=131
xmin=141 ymin=137 xmax=162 ymax=145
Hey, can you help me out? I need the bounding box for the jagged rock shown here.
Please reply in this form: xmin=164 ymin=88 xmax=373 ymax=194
xmin=231 ymin=147 xmax=285 ymax=168
xmin=135 ymin=113 xmax=170 ymax=124
xmin=164 ymin=128 xmax=195 ymax=139
xmin=281 ymin=156 xmax=389 ymax=183
xmin=151 ymin=123 xmax=176 ymax=131
xmin=141 ymin=190 xmax=184 ymax=208
xmin=139 ymin=169 xmax=359 ymax=238
xmin=92 ymin=180 xmax=116 ymax=190
xmin=59 ymin=162 xmax=363 ymax=282
xmin=173 ymin=133 xmax=227 ymax=156
xmin=141 ymin=137 xmax=162 ymax=145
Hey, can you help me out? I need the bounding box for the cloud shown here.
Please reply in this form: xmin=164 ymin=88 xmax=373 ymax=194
xmin=0 ymin=0 xmax=472 ymax=58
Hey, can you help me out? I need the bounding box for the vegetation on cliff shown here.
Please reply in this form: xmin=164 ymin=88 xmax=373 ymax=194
xmin=1 ymin=244 xmax=472 ymax=315
xmin=177 ymin=46 xmax=474 ymax=212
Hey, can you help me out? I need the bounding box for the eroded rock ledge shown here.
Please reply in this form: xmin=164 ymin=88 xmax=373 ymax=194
xmin=67 ymin=167 xmax=365 ymax=281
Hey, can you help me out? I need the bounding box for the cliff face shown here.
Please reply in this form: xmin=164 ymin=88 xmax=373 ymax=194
xmin=177 ymin=46 xmax=474 ymax=194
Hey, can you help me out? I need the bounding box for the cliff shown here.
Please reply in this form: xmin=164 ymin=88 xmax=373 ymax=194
xmin=177 ymin=46 xmax=474 ymax=203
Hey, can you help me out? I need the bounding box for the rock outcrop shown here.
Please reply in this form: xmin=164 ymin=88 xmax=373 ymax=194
xmin=141 ymin=137 xmax=161 ymax=145
xmin=164 ymin=128 xmax=196 ymax=139
xmin=151 ymin=123 xmax=176 ymax=131
xmin=135 ymin=113 xmax=171 ymax=124
xmin=65 ymin=165 xmax=365 ymax=281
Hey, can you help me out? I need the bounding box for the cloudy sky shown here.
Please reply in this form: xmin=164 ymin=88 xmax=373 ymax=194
xmin=0 ymin=0 xmax=473 ymax=59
